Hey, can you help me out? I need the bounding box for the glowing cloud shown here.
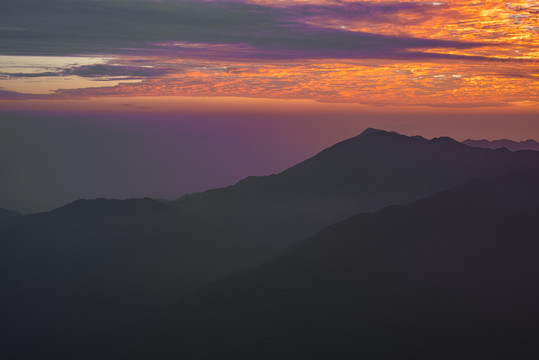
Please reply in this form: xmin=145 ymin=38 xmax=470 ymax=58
xmin=0 ymin=0 xmax=537 ymax=107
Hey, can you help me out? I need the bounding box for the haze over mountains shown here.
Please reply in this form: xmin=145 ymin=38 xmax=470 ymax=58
xmin=3 ymin=129 xmax=539 ymax=358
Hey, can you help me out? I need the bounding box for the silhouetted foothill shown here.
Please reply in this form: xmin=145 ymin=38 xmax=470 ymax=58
xmin=0 ymin=207 xmax=20 ymax=220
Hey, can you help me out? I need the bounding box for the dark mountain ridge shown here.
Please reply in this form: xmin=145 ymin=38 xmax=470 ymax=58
xmin=463 ymin=138 xmax=539 ymax=151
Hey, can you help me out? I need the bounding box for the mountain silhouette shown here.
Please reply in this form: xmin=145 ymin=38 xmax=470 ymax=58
xmin=108 ymin=169 xmax=539 ymax=360
xmin=463 ymin=138 xmax=539 ymax=151
xmin=1 ymin=198 xmax=206 ymax=356
xmin=3 ymin=129 xmax=539 ymax=357
xmin=172 ymin=128 xmax=539 ymax=269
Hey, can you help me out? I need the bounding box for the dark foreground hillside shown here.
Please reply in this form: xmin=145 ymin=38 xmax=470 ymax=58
xmin=3 ymin=129 xmax=539 ymax=357
xmin=109 ymin=169 xmax=539 ymax=360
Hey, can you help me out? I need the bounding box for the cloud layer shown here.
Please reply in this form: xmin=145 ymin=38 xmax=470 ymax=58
xmin=0 ymin=1 xmax=537 ymax=106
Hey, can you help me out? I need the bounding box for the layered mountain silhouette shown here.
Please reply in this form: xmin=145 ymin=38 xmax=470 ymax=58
xmin=102 ymin=169 xmax=539 ymax=360
xmin=172 ymin=129 xmax=539 ymax=265
xmin=463 ymin=138 xmax=539 ymax=151
xmin=3 ymin=129 xmax=539 ymax=357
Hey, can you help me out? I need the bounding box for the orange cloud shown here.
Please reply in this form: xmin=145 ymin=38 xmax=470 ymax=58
xmin=33 ymin=58 xmax=534 ymax=107
xmin=1 ymin=1 xmax=537 ymax=107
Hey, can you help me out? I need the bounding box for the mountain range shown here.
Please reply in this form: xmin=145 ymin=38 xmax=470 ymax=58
xmin=106 ymin=169 xmax=539 ymax=360
xmin=3 ymin=128 xmax=539 ymax=358
xmin=463 ymin=138 xmax=539 ymax=151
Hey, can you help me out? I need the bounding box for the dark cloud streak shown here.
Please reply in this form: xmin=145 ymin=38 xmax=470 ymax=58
xmin=0 ymin=0 xmax=486 ymax=60
xmin=2 ymin=64 xmax=173 ymax=78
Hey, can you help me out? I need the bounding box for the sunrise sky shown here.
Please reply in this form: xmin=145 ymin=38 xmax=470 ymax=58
xmin=1 ymin=0 xmax=538 ymax=213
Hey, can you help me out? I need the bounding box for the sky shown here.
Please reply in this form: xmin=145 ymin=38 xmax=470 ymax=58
xmin=1 ymin=0 xmax=538 ymax=213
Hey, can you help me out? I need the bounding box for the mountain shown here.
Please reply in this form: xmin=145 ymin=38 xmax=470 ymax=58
xmin=4 ymin=129 xmax=539 ymax=357
xmin=0 ymin=198 xmax=209 ymax=355
xmin=463 ymin=138 xmax=539 ymax=151
xmin=0 ymin=207 xmax=19 ymax=220
xmin=173 ymin=128 xmax=539 ymax=260
xmin=109 ymin=169 xmax=539 ymax=360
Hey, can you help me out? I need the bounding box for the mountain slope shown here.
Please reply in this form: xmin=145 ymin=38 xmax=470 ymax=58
xmin=116 ymin=169 xmax=539 ymax=360
xmin=0 ymin=207 xmax=19 ymax=220
xmin=4 ymin=129 xmax=539 ymax=357
xmin=0 ymin=199 xmax=213 ymax=355
xmin=174 ymin=128 xmax=539 ymax=265
xmin=463 ymin=138 xmax=539 ymax=151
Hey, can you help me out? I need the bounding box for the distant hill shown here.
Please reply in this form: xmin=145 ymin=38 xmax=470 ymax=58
xmin=0 ymin=207 xmax=19 ymax=220
xmin=113 ymin=169 xmax=539 ymax=360
xmin=463 ymin=138 xmax=539 ymax=151
xmin=4 ymin=128 xmax=539 ymax=357
xmin=0 ymin=198 xmax=206 ymax=356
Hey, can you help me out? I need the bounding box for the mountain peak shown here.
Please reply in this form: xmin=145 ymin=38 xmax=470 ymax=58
xmin=357 ymin=128 xmax=393 ymax=137
xmin=356 ymin=128 xmax=401 ymax=137
xmin=432 ymin=136 xmax=460 ymax=144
